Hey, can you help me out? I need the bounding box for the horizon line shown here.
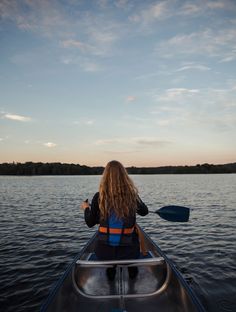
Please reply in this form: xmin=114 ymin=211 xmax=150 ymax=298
xmin=0 ymin=161 xmax=235 ymax=168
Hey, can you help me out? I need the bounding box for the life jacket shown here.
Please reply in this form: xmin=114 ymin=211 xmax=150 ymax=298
xmin=98 ymin=212 xmax=136 ymax=246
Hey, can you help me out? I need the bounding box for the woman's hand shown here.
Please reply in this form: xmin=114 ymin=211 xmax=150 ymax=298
xmin=80 ymin=199 xmax=90 ymax=210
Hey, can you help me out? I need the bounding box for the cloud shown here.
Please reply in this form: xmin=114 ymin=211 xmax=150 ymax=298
xmin=126 ymin=96 xmax=136 ymax=102
xmin=156 ymin=119 xmax=171 ymax=126
xmin=135 ymin=63 xmax=210 ymax=81
xmin=59 ymin=18 xmax=122 ymax=63
xmin=89 ymin=30 xmax=117 ymax=45
xmin=129 ymin=0 xmax=235 ymax=26
xmin=84 ymin=120 xmax=94 ymax=125
xmin=220 ymin=56 xmax=236 ymax=63
xmin=0 ymin=0 xmax=68 ymax=36
xmin=115 ymin=0 xmax=130 ymax=9
xmin=157 ymin=88 xmax=200 ymax=101
xmin=150 ymin=86 xmax=236 ymax=133
xmin=176 ymin=64 xmax=211 ymax=72
xmin=219 ymin=49 xmax=236 ymax=63
xmin=121 ymin=115 xmax=154 ymax=128
xmin=179 ymin=3 xmax=202 ymax=15
xmin=61 ymin=39 xmax=92 ymax=52
xmin=82 ymin=28 xmax=119 ymax=57
xmin=60 ymin=54 xmax=102 ymax=72
xmin=81 ymin=61 xmax=101 ymax=72
xmin=156 ymin=28 xmax=236 ymax=60
xmin=1 ymin=0 xmax=121 ymax=58
xmin=61 ymin=38 xmax=110 ymax=58
xmin=3 ymin=113 xmax=31 ymax=122
xmin=97 ymin=0 xmax=109 ymax=8
xmin=95 ymin=138 xmax=122 ymax=145
xmin=185 ymin=109 xmax=236 ymax=132
xmin=207 ymin=1 xmax=227 ymax=9
xmin=95 ymin=137 xmax=171 ymax=147
xmin=178 ymin=1 xmax=229 ymax=16
xmin=129 ymin=1 xmax=170 ymax=23
xmin=74 ymin=119 xmax=95 ymax=126
xmin=43 ymin=142 xmax=57 ymax=148
xmin=135 ymin=137 xmax=170 ymax=146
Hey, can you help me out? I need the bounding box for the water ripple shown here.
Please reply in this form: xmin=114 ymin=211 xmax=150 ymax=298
xmin=0 ymin=174 xmax=236 ymax=311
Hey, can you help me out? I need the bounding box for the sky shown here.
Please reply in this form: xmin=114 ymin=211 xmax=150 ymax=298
xmin=0 ymin=0 xmax=236 ymax=167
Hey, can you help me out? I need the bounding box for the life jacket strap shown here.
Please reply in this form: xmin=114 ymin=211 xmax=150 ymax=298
xmin=99 ymin=226 xmax=134 ymax=234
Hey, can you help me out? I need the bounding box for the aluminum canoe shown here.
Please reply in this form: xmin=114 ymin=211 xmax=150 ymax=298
xmin=41 ymin=228 xmax=206 ymax=312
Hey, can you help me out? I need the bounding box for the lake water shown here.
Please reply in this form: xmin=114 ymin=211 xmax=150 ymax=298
xmin=0 ymin=174 xmax=235 ymax=312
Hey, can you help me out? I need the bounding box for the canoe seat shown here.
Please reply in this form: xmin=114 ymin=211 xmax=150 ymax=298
xmin=76 ymin=255 xmax=165 ymax=267
xmin=72 ymin=254 xmax=171 ymax=299
xmin=86 ymin=250 xmax=154 ymax=261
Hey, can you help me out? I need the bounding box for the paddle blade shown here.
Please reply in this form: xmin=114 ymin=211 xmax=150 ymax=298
xmin=155 ymin=205 xmax=190 ymax=222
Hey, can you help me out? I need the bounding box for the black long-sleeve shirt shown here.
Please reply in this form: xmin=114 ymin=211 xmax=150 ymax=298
xmin=84 ymin=192 xmax=148 ymax=228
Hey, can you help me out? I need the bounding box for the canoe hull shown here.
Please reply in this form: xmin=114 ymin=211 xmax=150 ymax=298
xmin=41 ymin=229 xmax=205 ymax=312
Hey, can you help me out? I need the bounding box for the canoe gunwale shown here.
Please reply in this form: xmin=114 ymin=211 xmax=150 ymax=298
xmin=40 ymin=233 xmax=97 ymax=312
xmin=140 ymin=230 xmax=206 ymax=312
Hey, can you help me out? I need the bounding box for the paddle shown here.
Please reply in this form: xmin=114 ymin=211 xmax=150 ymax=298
xmin=82 ymin=199 xmax=189 ymax=222
xmin=152 ymin=205 xmax=190 ymax=222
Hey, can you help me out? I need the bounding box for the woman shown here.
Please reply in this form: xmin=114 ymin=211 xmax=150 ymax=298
xmin=80 ymin=160 xmax=148 ymax=279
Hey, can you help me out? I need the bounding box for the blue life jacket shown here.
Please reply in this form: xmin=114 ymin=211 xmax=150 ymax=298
xmin=98 ymin=212 xmax=135 ymax=246
xmin=108 ymin=212 xmax=124 ymax=246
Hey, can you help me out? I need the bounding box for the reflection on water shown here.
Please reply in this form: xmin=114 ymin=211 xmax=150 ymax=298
xmin=0 ymin=174 xmax=235 ymax=311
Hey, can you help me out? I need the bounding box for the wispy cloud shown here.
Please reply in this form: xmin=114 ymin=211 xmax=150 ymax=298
xmin=178 ymin=1 xmax=229 ymax=16
xmin=74 ymin=119 xmax=95 ymax=126
xmin=150 ymin=86 xmax=236 ymax=133
xmin=115 ymin=0 xmax=131 ymax=10
xmin=176 ymin=64 xmax=211 ymax=72
xmin=129 ymin=0 xmax=235 ymax=26
xmin=179 ymin=3 xmax=202 ymax=15
xmin=43 ymin=142 xmax=57 ymax=148
xmin=61 ymin=39 xmax=93 ymax=52
xmin=129 ymin=1 xmax=170 ymax=23
xmin=81 ymin=27 xmax=119 ymax=57
xmin=0 ymin=134 xmax=9 ymax=142
xmin=156 ymin=88 xmax=200 ymax=102
xmin=96 ymin=137 xmax=171 ymax=147
xmin=1 ymin=0 xmax=121 ymax=59
xmin=0 ymin=0 xmax=68 ymax=36
xmin=183 ymin=109 xmax=236 ymax=132
xmin=89 ymin=29 xmax=117 ymax=45
xmin=84 ymin=120 xmax=94 ymax=125
xmin=121 ymin=115 xmax=153 ymax=127
xmin=156 ymin=28 xmax=236 ymax=60
xmin=126 ymin=95 xmax=136 ymax=102
xmin=61 ymin=37 xmax=114 ymax=57
xmin=81 ymin=61 xmax=102 ymax=72
xmin=156 ymin=119 xmax=171 ymax=126
xmin=60 ymin=55 xmax=102 ymax=72
xmin=219 ymin=49 xmax=236 ymax=63
xmin=3 ymin=113 xmax=31 ymax=122
xmin=207 ymin=1 xmax=228 ymax=9
xmin=135 ymin=137 xmax=171 ymax=146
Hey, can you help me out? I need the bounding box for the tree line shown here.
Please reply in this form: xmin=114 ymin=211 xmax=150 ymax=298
xmin=0 ymin=162 xmax=236 ymax=175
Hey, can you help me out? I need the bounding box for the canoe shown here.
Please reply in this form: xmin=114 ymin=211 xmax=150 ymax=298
xmin=41 ymin=228 xmax=206 ymax=312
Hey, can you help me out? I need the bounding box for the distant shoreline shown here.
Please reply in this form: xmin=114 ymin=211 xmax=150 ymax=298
xmin=0 ymin=162 xmax=236 ymax=175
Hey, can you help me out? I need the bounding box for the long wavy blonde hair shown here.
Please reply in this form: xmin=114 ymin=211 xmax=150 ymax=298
xmin=99 ymin=160 xmax=138 ymax=220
